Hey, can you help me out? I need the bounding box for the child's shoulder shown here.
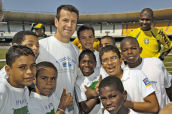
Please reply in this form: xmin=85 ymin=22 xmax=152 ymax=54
xmin=0 ymin=78 xmax=8 ymax=95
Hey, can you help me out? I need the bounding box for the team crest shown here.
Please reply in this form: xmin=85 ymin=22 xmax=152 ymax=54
xmin=144 ymin=38 xmax=149 ymax=44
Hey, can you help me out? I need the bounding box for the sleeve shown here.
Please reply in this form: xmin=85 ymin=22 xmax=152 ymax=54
xmin=157 ymin=29 xmax=172 ymax=52
xmin=75 ymin=81 xmax=87 ymax=102
xmin=138 ymin=70 xmax=155 ymax=98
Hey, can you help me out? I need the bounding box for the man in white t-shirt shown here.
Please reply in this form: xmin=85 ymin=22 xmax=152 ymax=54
xmin=120 ymin=37 xmax=172 ymax=109
xmin=99 ymin=45 xmax=159 ymax=113
xmin=36 ymin=5 xmax=79 ymax=114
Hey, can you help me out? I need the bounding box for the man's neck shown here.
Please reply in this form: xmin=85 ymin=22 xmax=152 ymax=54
xmin=54 ymin=33 xmax=70 ymax=43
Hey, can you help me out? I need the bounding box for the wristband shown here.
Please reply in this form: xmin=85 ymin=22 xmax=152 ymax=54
xmin=57 ymin=107 xmax=65 ymax=112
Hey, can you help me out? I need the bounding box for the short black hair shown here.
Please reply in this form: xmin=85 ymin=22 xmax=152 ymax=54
xmin=99 ymin=45 xmax=121 ymax=63
xmin=79 ymin=49 xmax=96 ymax=63
xmin=101 ymin=35 xmax=116 ymax=45
xmin=140 ymin=8 xmax=153 ymax=17
xmin=120 ymin=36 xmax=140 ymax=49
xmin=36 ymin=61 xmax=57 ymax=78
xmin=12 ymin=31 xmax=37 ymax=45
xmin=77 ymin=24 xmax=95 ymax=39
xmin=56 ymin=4 xmax=79 ymax=20
xmin=99 ymin=76 xmax=124 ymax=94
xmin=6 ymin=45 xmax=35 ymax=67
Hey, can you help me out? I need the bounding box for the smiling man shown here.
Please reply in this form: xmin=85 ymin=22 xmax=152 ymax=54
xmin=36 ymin=5 xmax=80 ymax=114
xmin=128 ymin=8 xmax=172 ymax=60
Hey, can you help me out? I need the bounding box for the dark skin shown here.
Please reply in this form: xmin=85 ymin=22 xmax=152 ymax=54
xmin=139 ymin=9 xmax=171 ymax=59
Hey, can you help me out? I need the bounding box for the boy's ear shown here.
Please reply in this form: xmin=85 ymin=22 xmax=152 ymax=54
xmin=123 ymin=90 xmax=127 ymax=102
xmin=5 ymin=65 xmax=11 ymax=75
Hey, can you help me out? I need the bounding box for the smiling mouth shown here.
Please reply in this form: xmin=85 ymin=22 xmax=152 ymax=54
xmin=106 ymin=106 xmax=116 ymax=112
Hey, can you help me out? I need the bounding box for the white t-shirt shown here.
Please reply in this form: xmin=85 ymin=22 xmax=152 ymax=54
xmin=36 ymin=35 xmax=79 ymax=114
xmin=75 ymin=71 xmax=101 ymax=114
xmin=122 ymin=68 xmax=155 ymax=114
xmin=0 ymin=78 xmax=29 ymax=114
xmin=103 ymin=109 xmax=136 ymax=114
xmin=130 ymin=57 xmax=171 ymax=109
xmin=28 ymin=92 xmax=58 ymax=114
xmin=100 ymin=68 xmax=155 ymax=114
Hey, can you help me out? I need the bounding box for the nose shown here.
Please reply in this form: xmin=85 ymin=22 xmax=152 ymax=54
xmin=128 ymin=49 xmax=132 ymax=54
xmin=106 ymin=99 xmax=112 ymax=106
xmin=67 ymin=21 xmax=72 ymax=27
xmin=26 ymin=68 xmax=32 ymax=74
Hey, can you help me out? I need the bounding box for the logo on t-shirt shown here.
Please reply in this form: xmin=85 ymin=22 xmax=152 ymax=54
xmin=144 ymin=38 xmax=149 ymax=44
xmin=13 ymin=106 xmax=28 ymax=114
xmin=143 ymin=78 xmax=151 ymax=87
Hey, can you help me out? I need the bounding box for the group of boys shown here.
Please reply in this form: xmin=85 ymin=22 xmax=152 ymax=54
xmin=0 ymin=4 xmax=172 ymax=114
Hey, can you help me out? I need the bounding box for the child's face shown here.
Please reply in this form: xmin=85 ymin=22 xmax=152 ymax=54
xmin=36 ymin=67 xmax=57 ymax=96
xmin=121 ymin=40 xmax=141 ymax=64
xmin=99 ymin=86 xmax=124 ymax=114
xmin=100 ymin=38 xmax=114 ymax=49
xmin=21 ymin=35 xmax=39 ymax=58
xmin=101 ymin=51 xmax=122 ymax=76
xmin=79 ymin=30 xmax=94 ymax=50
xmin=6 ymin=55 xmax=36 ymax=88
xmin=79 ymin=54 xmax=96 ymax=76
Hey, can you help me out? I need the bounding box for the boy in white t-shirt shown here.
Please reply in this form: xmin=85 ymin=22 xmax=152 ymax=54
xmin=28 ymin=61 xmax=73 ymax=114
xmin=77 ymin=25 xmax=101 ymax=73
xmin=0 ymin=31 xmax=39 ymax=79
xmin=0 ymin=45 xmax=36 ymax=114
xmin=75 ymin=49 xmax=101 ymax=114
xmin=98 ymin=76 xmax=135 ymax=114
xmin=99 ymin=45 xmax=159 ymax=113
xmin=120 ymin=37 xmax=172 ymax=109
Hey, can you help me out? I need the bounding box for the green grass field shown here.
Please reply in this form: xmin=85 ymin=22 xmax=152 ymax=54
xmin=0 ymin=48 xmax=172 ymax=74
xmin=0 ymin=49 xmax=7 ymax=69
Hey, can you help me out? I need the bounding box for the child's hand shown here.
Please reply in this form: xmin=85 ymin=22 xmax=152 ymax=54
xmin=85 ymin=85 xmax=98 ymax=99
xmin=58 ymin=88 xmax=73 ymax=110
xmin=95 ymin=75 xmax=102 ymax=94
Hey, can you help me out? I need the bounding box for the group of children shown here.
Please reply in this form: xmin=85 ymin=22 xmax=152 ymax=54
xmin=0 ymin=29 xmax=171 ymax=114
xmin=0 ymin=31 xmax=73 ymax=114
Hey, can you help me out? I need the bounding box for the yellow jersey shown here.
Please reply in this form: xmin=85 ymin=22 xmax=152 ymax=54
xmin=72 ymin=37 xmax=100 ymax=51
xmin=128 ymin=28 xmax=172 ymax=58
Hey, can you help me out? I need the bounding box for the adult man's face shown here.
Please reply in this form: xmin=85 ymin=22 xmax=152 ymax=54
xmin=55 ymin=9 xmax=77 ymax=39
xmin=139 ymin=11 xmax=153 ymax=31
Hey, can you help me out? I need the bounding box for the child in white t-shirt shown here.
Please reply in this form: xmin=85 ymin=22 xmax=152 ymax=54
xmin=0 ymin=31 xmax=39 ymax=79
xmin=75 ymin=49 xmax=101 ymax=114
xmin=28 ymin=61 xmax=73 ymax=114
xmin=120 ymin=37 xmax=172 ymax=109
xmin=0 ymin=45 xmax=36 ymax=114
xmin=98 ymin=76 xmax=136 ymax=114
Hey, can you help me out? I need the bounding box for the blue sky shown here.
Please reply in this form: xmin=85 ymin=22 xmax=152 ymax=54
xmin=3 ymin=0 xmax=172 ymax=14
